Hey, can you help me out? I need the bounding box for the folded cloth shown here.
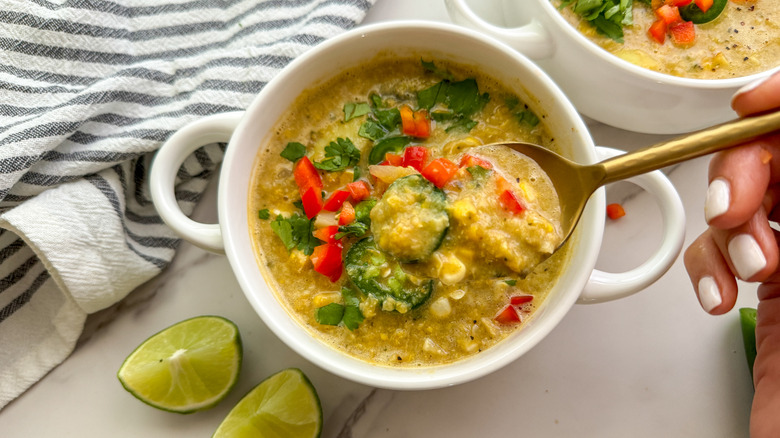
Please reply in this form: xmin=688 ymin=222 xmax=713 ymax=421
xmin=0 ymin=0 xmax=376 ymax=410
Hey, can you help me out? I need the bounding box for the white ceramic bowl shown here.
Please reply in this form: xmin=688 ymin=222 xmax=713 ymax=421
xmin=445 ymin=0 xmax=780 ymax=134
xmin=150 ymin=22 xmax=685 ymax=389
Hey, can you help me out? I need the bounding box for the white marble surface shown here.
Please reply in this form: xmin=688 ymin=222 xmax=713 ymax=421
xmin=0 ymin=1 xmax=759 ymax=437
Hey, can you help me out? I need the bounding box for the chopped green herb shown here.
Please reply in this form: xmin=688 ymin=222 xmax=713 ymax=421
xmin=421 ymin=59 xmax=455 ymax=81
xmin=466 ymin=165 xmax=491 ymax=180
xmin=270 ymin=213 xmax=317 ymax=255
xmin=559 ymin=0 xmax=633 ymax=43
xmin=369 ymin=93 xmax=384 ymax=108
xmin=341 ymin=287 xmax=364 ymax=330
xmin=374 ymin=108 xmax=401 ymax=131
xmin=343 ymin=102 xmax=371 ymax=122
xmin=313 ymin=137 xmax=360 ymax=172
xmin=446 ymin=79 xmax=490 ymax=116
xmin=358 ymin=119 xmax=389 ymax=141
xmin=504 ymin=279 xmax=517 ymax=286
xmin=336 ymin=221 xmax=369 ymax=240
xmin=280 ymin=142 xmax=307 ymax=162
xmin=418 ymin=82 xmax=446 ymax=110
xmin=257 ymin=209 xmax=270 ymax=220
xmin=315 ymin=303 xmax=345 ymax=326
xmin=368 ymin=136 xmax=412 ymax=165
xmin=516 ymin=109 xmax=540 ymax=127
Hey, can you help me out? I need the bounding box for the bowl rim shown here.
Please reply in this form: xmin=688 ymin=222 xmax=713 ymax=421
xmin=217 ymin=20 xmax=605 ymax=390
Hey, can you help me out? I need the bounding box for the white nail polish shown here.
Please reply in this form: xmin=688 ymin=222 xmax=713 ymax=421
xmin=731 ymin=75 xmax=771 ymax=106
xmin=697 ymin=276 xmax=721 ymax=312
xmin=728 ymin=234 xmax=766 ymax=279
xmin=704 ymin=178 xmax=730 ymax=223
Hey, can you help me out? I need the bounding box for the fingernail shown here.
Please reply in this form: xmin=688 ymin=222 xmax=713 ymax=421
xmin=697 ymin=276 xmax=722 ymax=313
xmin=731 ymin=75 xmax=771 ymax=106
xmin=728 ymin=234 xmax=766 ymax=279
xmin=705 ymin=178 xmax=730 ymax=223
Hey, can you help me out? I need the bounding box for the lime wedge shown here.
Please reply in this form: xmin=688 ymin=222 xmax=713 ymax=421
xmin=739 ymin=307 xmax=758 ymax=380
xmin=213 ymin=368 xmax=322 ymax=438
xmin=117 ymin=315 xmax=242 ymax=414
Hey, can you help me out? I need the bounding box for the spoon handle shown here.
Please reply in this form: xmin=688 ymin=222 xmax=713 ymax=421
xmin=598 ymin=110 xmax=780 ymax=186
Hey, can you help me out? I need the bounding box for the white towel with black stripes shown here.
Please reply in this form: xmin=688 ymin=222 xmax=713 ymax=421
xmin=0 ymin=0 xmax=376 ymax=410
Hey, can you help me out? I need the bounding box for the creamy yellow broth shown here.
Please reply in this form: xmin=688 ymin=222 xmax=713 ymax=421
xmin=554 ymin=0 xmax=780 ymax=79
xmin=248 ymin=56 xmax=572 ymax=367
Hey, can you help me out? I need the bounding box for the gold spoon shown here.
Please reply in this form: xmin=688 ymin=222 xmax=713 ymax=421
xmin=497 ymin=109 xmax=780 ymax=253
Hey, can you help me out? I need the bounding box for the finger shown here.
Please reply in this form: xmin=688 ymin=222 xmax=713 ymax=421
xmin=708 ymin=207 xmax=780 ymax=283
xmin=750 ymin=279 xmax=780 ymax=438
xmin=684 ymin=229 xmax=738 ymax=315
xmin=732 ymin=70 xmax=780 ymax=117
xmin=705 ymin=141 xmax=774 ymax=228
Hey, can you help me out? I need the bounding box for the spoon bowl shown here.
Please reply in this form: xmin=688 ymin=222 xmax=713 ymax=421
xmin=498 ymin=109 xmax=780 ymax=258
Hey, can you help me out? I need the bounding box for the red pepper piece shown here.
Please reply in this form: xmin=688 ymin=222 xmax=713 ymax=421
xmin=338 ymin=201 xmax=355 ymax=225
xmin=293 ymin=156 xmax=322 ymax=195
xmin=510 ymin=295 xmax=534 ymax=306
xmin=606 ymin=203 xmax=626 ymax=220
xmin=655 ymin=4 xmax=682 ymax=25
xmin=694 ymin=0 xmax=712 ymax=13
xmin=403 ymin=146 xmax=429 ymax=171
xmin=313 ymin=225 xmax=340 ymax=244
xmin=648 ymin=19 xmax=667 ymax=44
xmin=664 ymin=0 xmax=692 ymax=6
xmin=400 ymin=105 xmax=431 ymax=138
xmin=311 ymin=243 xmax=343 ymax=282
xmin=494 ymin=304 xmax=522 ymax=324
xmin=300 ymin=186 xmax=323 ymax=219
xmin=421 ymin=158 xmax=459 ymax=188
xmin=670 ymin=20 xmax=695 ymax=45
xmin=459 ymin=154 xmax=493 ymax=169
xmin=323 ymin=189 xmax=350 ymax=212
xmin=346 ymin=180 xmax=371 ymax=202
xmin=382 ymin=152 xmax=404 ymax=167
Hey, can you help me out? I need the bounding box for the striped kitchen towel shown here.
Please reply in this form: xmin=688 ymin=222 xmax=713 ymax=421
xmin=0 ymin=0 xmax=376 ymax=409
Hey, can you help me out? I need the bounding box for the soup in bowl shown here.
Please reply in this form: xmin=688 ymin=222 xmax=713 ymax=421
xmin=445 ymin=0 xmax=780 ymax=134
xmin=149 ymin=22 xmax=685 ymax=389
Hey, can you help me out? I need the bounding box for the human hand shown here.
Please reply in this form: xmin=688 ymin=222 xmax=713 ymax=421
xmin=684 ymin=70 xmax=780 ymax=438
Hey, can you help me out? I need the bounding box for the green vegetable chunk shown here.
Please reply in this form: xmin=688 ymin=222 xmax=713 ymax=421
xmin=370 ymin=174 xmax=449 ymax=262
xmin=739 ymin=307 xmax=757 ymax=381
xmin=680 ymin=0 xmax=727 ymax=24
xmin=345 ymin=237 xmax=433 ymax=313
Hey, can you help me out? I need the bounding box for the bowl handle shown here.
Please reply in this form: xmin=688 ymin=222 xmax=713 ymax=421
xmin=443 ymin=0 xmax=554 ymax=59
xmin=578 ymin=146 xmax=686 ymax=304
xmin=149 ymin=112 xmax=244 ymax=254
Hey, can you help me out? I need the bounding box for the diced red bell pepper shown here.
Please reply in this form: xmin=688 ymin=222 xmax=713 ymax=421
xmin=648 ymin=18 xmax=667 ymax=44
xmin=313 ymin=225 xmax=340 ymax=244
xmin=300 ymin=186 xmax=323 ymax=219
xmin=346 ymin=180 xmax=371 ymax=202
xmin=694 ymin=0 xmax=712 ymax=13
xmin=459 ymin=154 xmax=493 ymax=169
xmin=670 ymin=20 xmax=695 ymax=45
xmin=381 ymin=152 xmax=404 ymax=167
xmin=338 ymin=201 xmax=355 ymax=225
xmin=421 ymin=158 xmax=459 ymax=188
xmin=495 ymin=304 xmax=522 ymax=324
xmin=311 ymin=243 xmax=343 ymax=282
xmin=655 ymin=4 xmax=682 ymax=25
xmin=664 ymin=0 xmax=692 ymax=6
xmin=323 ymin=189 xmax=350 ymax=212
xmin=400 ymin=105 xmax=431 ymax=138
xmin=606 ymin=203 xmax=626 ymax=220
xmin=499 ymin=189 xmax=525 ymax=214
xmin=403 ymin=146 xmax=429 ymax=171
xmin=293 ymin=156 xmax=322 ymax=195
xmin=510 ymin=294 xmax=534 ymax=306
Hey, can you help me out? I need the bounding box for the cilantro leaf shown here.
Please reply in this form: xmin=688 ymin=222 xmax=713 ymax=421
xmin=344 ymin=102 xmax=371 ymax=122
xmin=270 ymin=213 xmax=317 ymax=255
xmin=257 ymin=209 xmax=270 ymax=220
xmin=314 ymin=137 xmax=360 ymax=172
xmin=280 ymin=142 xmax=306 ymax=162
xmin=504 ymin=279 xmax=517 ymax=286
xmin=421 ymin=59 xmax=455 ymax=81
xmin=368 ymin=136 xmax=412 ymax=165
xmin=369 ymin=93 xmax=384 ymax=108
xmin=446 ymin=79 xmax=489 ymax=116
xmin=335 ymin=221 xmax=369 ymax=240
xmin=315 ymin=303 xmax=345 ymax=326
xmin=515 ymin=109 xmax=540 ymax=127
xmin=561 ymin=0 xmax=632 ymax=43
xmin=374 ymin=108 xmax=401 ymax=131
xmin=341 ymin=287 xmax=364 ymax=331
xmin=418 ymin=81 xmax=447 ymax=110
xmin=358 ymin=119 xmax=389 ymax=141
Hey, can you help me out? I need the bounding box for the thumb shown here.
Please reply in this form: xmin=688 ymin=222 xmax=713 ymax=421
xmin=751 ymin=281 xmax=780 ymax=438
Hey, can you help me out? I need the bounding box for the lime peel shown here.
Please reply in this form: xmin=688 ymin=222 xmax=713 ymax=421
xmin=117 ymin=315 xmax=242 ymax=414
